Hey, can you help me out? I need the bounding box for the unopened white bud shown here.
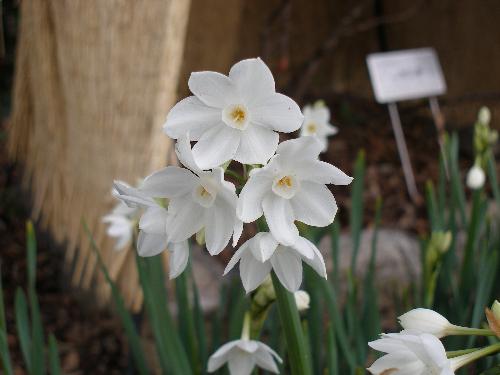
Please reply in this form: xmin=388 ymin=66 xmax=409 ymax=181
xmin=294 ymin=290 xmax=310 ymax=311
xmin=398 ymin=308 xmax=452 ymax=338
xmin=478 ymin=106 xmax=491 ymax=125
xmin=466 ymin=165 xmax=485 ymax=189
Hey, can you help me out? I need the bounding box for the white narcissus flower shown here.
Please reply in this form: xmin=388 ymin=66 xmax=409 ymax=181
xmin=368 ymin=333 xmax=454 ymax=374
xmin=300 ymin=102 xmax=338 ymax=152
xmin=224 ymin=232 xmax=327 ymax=293
xmin=398 ymin=308 xmax=454 ymax=338
xmin=113 ymin=181 xmax=190 ymax=279
xmin=237 ymin=136 xmax=352 ymax=245
xmin=102 ymin=201 xmax=138 ymax=251
xmin=140 ymin=136 xmax=242 ymax=255
xmin=207 ymin=339 xmax=282 ymax=375
xmin=164 ymin=58 xmax=303 ymax=169
xmin=466 ymin=165 xmax=485 ymax=189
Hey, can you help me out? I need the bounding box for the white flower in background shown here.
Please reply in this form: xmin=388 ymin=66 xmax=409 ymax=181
xmin=466 ymin=165 xmax=485 ymax=189
xmin=207 ymin=338 xmax=282 ymax=374
xmin=102 ymin=200 xmax=138 ymax=251
xmin=140 ymin=136 xmax=242 ymax=255
xmin=237 ymin=136 xmax=352 ymax=245
xmin=224 ymin=232 xmax=327 ymax=293
xmin=300 ymin=101 xmax=338 ymax=152
xmin=478 ymin=106 xmax=491 ymax=125
xmin=112 ymin=181 xmax=190 ymax=279
xmin=398 ymin=308 xmax=454 ymax=338
xmin=294 ymin=290 xmax=310 ymax=311
xmin=368 ymin=332 xmax=454 ymax=374
xmin=164 ymin=58 xmax=303 ymax=169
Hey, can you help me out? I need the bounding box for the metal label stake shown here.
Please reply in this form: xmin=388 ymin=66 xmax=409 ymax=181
xmin=366 ymin=48 xmax=447 ymax=204
xmin=387 ymin=102 xmax=421 ymax=203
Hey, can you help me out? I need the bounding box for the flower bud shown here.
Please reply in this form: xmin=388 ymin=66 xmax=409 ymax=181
xmin=466 ymin=165 xmax=485 ymax=189
xmin=398 ymin=308 xmax=452 ymax=338
xmin=478 ymin=106 xmax=491 ymax=125
xmin=294 ymin=290 xmax=310 ymax=311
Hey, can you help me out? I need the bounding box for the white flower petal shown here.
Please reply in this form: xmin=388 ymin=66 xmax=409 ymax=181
xmin=398 ymin=309 xmax=451 ymax=338
xmin=233 ymin=219 xmax=243 ymax=247
xmin=420 ymin=334 xmax=449 ymax=368
xmin=168 ymin=241 xmax=189 ymax=279
xmin=233 ymin=124 xmax=279 ymax=165
xmin=290 ymin=181 xmax=337 ymax=226
xmin=367 ymin=351 xmax=423 ymax=374
xmin=139 ymin=206 xmax=168 ymax=234
xmin=113 ymin=181 xmax=156 ymax=208
xmin=294 ymin=160 xmax=352 ymax=185
xmin=240 ymin=252 xmax=272 ymax=293
xmin=250 ymin=93 xmax=303 ymax=133
xmin=262 ymin=193 xmax=299 ymax=246
xmin=302 ymin=243 xmax=327 ymax=278
xmin=175 ymin=135 xmax=203 ymax=173
xmin=250 ymin=232 xmax=278 ymax=262
xmin=137 ymin=231 xmax=168 ymax=257
xmin=270 ymin=247 xmax=303 ymax=292
xmin=236 ymin=340 xmax=259 ymax=353
xmin=164 ymin=96 xmax=222 ymax=140
xmin=253 ymin=348 xmax=279 ymax=373
xmin=205 ymin=201 xmax=235 ymax=255
xmin=276 ymin=136 xmax=322 ymax=161
xmin=291 ymin=236 xmax=315 ymax=260
xmin=368 ymin=337 xmax=404 ymax=354
xmin=224 ymin=241 xmax=249 ymax=275
xmin=237 ymin=169 xmax=272 ymax=223
xmin=189 ymin=71 xmax=238 ymax=108
xmin=229 ymin=58 xmax=275 ymax=106
xmin=228 ymin=351 xmax=255 ymax=375
xmin=207 ymin=341 xmax=238 ymax=372
xmin=192 ymin=123 xmax=241 ymax=170
xmin=166 ymin=198 xmax=205 ymax=242
xmin=141 ymin=166 xmax=198 ymax=198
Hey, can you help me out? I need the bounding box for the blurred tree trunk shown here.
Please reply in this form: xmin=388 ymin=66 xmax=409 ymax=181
xmin=8 ymin=0 xmax=191 ymax=310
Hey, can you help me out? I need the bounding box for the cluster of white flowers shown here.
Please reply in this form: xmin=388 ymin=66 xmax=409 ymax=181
xmin=110 ymin=57 xmax=351 ymax=375
xmin=368 ymin=307 xmax=499 ymax=374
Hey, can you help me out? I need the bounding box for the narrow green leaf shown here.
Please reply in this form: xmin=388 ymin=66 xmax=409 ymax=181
xmin=0 ymin=266 xmax=13 ymax=375
xmin=326 ymin=324 xmax=338 ymax=375
xmin=350 ymin=150 xmax=365 ymax=272
xmin=25 ymin=223 xmax=45 ymax=375
xmin=48 ymin=334 xmax=62 ymax=375
xmin=137 ymin=255 xmax=192 ymax=374
xmin=320 ymin=279 xmax=356 ymax=371
xmin=304 ymin=266 xmax=323 ymax=374
xmin=26 ymin=221 xmax=37 ymax=291
xmin=272 ymin=272 xmax=312 ymax=375
xmin=28 ymin=290 xmax=45 ymax=375
xmin=191 ymin=268 xmax=208 ymax=374
xmin=83 ymin=222 xmax=149 ymax=375
xmin=15 ymin=288 xmax=31 ymax=372
xmin=175 ymin=268 xmax=199 ymax=372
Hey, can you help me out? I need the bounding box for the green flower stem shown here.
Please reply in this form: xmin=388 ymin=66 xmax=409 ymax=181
xmin=271 ymin=272 xmax=312 ymax=375
xmin=450 ymin=343 xmax=500 ymax=370
xmin=241 ymin=312 xmax=251 ymax=341
xmin=447 ymin=325 xmax=496 ymax=336
xmin=447 ymin=348 xmax=480 ymax=358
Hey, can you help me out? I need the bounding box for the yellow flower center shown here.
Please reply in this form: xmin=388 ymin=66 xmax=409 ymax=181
xmin=306 ymin=122 xmax=317 ymax=134
xmin=231 ymin=107 xmax=246 ymax=126
xmin=223 ymin=103 xmax=250 ymax=130
xmin=277 ymin=176 xmax=293 ymax=188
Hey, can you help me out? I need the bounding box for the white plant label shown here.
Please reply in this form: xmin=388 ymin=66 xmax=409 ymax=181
xmin=366 ymin=48 xmax=446 ymax=103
